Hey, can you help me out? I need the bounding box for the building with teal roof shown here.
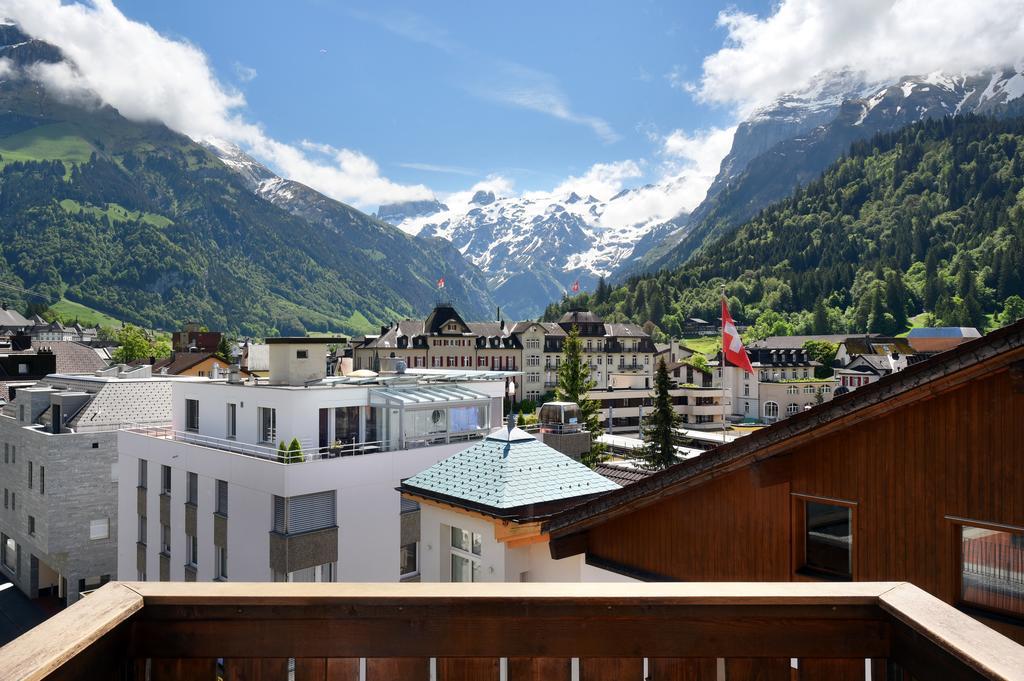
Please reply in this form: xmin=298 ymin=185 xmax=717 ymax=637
xmin=400 ymin=424 xmax=622 ymax=583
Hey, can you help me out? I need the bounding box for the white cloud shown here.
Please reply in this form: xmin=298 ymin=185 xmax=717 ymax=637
xmin=693 ymin=0 xmax=1024 ymax=113
xmin=233 ymin=62 xmax=257 ymax=83
xmin=397 ymin=162 xmax=478 ymax=177
xmin=0 ymin=0 xmax=431 ymax=209
xmin=475 ymin=62 xmax=620 ymax=144
xmin=349 ymin=8 xmax=457 ymax=54
xmin=544 ymin=160 xmax=643 ymax=201
xmin=584 ymin=127 xmax=735 ymax=230
xmin=0 ymin=57 xmax=14 ymax=78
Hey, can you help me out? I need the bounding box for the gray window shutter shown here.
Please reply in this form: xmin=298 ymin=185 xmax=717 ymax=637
xmin=273 ymin=496 xmax=286 ymax=533
xmin=286 ymin=491 xmax=336 ymax=534
xmin=217 ymin=480 xmax=228 ymax=515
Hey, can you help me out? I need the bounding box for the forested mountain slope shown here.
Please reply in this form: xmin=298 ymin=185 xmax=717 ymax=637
xmin=546 ymin=115 xmax=1024 ymax=338
xmin=0 ymin=26 xmax=493 ymax=336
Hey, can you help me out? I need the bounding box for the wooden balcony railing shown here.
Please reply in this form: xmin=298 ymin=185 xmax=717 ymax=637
xmin=1 ymin=582 xmax=1022 ymax=681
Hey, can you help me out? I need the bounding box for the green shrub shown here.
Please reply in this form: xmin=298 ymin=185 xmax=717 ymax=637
xmin=288 ymin=437 xmax=303 ymax=463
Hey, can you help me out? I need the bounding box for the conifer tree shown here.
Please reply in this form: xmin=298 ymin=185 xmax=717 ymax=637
xmin=556 ymin=325 xmax=604 ymax=466
xmin=641 ymin=359 xmax=681 ymax=470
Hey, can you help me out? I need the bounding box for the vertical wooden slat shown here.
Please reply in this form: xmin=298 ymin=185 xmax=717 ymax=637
xmin=724 ymin=658 xmax=791 ymax=681
xmin=648 ymin=657 xmax=717 ymax=680
xmin=223 ymin=658 xmax=290 ymax=681
xmin=295 ymin=657 xmax=327 ymax=681
xmin=436 ymin=657 xmax=500 ymax=680
xmin=507 ymin=657 xmax=572 ymax=681
xmin=366 ymin=658 xmax=429 ymax=681
xmin=798 ymin=658 xmax=863 ymax=681
xmin=870 ymin=658 xmax=888 ymax=681
xmin=325 ymin=658 xmax=360 ymax=681
xmin=579 ymin=657 xmax=643 ymax=681
xmin=149 ymin=658 xmax=217 ymax=680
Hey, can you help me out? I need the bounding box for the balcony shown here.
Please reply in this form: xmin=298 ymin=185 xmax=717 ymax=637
xmin=125 ymin=425 xmax=489 ymax=463
xmin=1 ymin=582 xmax=1020 ymax=680
xmin=614 ymin=363 xmax=646 ymax=372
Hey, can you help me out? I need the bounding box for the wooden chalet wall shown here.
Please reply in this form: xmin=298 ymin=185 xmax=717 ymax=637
xmin=584 ymin=363 xmax=1024 ymax=639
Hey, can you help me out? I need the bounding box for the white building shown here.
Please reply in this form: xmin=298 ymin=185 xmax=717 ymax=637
xmin=400 ymin=424 xmax=632 ymax=583
xmin=117 ymin=337 xmax=513 ymax=585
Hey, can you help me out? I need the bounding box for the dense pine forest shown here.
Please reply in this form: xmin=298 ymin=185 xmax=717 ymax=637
xmin=545 ymin=115 xmax=1024 ymax=338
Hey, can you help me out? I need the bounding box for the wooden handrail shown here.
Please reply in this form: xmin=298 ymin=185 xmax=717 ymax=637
xmin=0 ymin=582 xmax=1021 ymax=680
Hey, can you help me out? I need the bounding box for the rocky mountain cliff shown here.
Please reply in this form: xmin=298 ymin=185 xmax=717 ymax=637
xmin=623 ymin=67 xmax=1024 ymax=276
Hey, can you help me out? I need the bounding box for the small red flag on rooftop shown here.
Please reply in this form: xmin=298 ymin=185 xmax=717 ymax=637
xmin=721 ymin=296 xmax=754 ymax=374
xmin=437 ymin=276 xmax=445 ymax=289
xmin=571 ymin=280 xmax=580 ymax=293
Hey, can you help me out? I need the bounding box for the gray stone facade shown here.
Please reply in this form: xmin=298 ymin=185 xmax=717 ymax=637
xmin=0 ymin=421 xmax=118 ymax=605
xmin=0 ymin=373 xmax=172 ymax=605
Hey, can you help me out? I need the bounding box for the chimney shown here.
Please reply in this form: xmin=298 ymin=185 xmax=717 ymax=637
xmin=228 ymin=363 xmax=242 ymax=384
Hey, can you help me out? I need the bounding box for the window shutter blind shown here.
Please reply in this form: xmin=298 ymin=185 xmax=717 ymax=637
xmin=287 ymin=491 xmax=336 ymax=534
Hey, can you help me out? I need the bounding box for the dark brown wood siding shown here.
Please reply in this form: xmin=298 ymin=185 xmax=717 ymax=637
xmin=585 ymin=366 xmax=1024 ymax=638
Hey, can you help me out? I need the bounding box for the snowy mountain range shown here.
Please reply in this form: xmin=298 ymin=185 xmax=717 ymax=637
xmin=627 ymin=66 xmax=1024 ymax=275
xmin=377 ymin=66 xmax=1024 ymax=317
xmin=378 ymin=183 xmax=685 ymax=318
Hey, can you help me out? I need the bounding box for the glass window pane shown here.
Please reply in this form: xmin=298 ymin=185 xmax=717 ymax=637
xmin=961 ymin=525 xmax=1024 ymax=617
xmin=472 ymin=560 xmax=481 ymax=583
xmin=451 ymin=526 xmax=469 ymax=552
xmin=451 ymin=554 xmax=471 ymax=582
xmin=804 ymin=502 xmax=851 ymax=578
xmin=472 ymin=532 xmax=482 ymax=556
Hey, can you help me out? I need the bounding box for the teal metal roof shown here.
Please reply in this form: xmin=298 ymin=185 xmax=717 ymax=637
xmin=403 ymin=426 xmax=619 ymax=511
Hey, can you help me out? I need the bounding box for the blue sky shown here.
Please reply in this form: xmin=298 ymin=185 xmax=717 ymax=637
xmin=10 ymin=0 xmax=1018 ymax=215
xmin=112 ymin=0 xmax=768 ymax=196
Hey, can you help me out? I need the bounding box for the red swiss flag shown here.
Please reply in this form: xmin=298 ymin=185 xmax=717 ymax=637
xmin=721 ymin=298 xmax=754 ymax=374
xmin=437 ymin=276 xmax=445 ymax=289
xmin=571 ymin=280 xmax=580 ymax=293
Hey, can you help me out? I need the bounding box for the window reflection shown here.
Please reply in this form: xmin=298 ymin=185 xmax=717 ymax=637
xmin=961 ymin=525 xmax=1024 ymax=617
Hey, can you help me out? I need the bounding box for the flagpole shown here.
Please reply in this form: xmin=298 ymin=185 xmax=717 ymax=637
xmin=721 ymin=286 xmax=727 ymax=445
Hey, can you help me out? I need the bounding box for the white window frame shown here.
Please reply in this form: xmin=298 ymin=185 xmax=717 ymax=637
xmin=186 ymin=534 xmax=198 ymax=567
xmin=90 ymin=518 xmax=109 ymax=540
xmin=400 ymin=542 xmax=419 ymax=578
xmin=215 ymin=545 xmax=228 ymax=580
xmin=258 ymin=407 xmax=277 ymax=445
xmin=450 ymin=526 xmax=482 ymax=583
xmin=185 ymin=398 xmax=199 ymax=432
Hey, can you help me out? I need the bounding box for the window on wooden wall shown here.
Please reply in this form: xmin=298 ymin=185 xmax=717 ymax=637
xmin=797 ymin=499 xmax=853 ymax=580
xmin=958 ymin=523 xmax=1024 ymax=618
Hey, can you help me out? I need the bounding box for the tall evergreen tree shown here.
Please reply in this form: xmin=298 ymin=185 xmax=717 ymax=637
xmin=812 ymin=298 xmax=829 ymax=334
xmin=556 ymin=325 xmax=604 ymax=466
xmin=641 ymin=359 xmax=682 ymax=470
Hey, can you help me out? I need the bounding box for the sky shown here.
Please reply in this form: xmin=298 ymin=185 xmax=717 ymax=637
xmin=2 ymin=0 xmax=1023 ymax=217
xmin=107 ymin=0 xmax=755 ymax=199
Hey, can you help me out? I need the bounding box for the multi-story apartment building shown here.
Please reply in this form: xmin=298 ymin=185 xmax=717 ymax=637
xmin=352 ymin=306 xmax=657 ymax=404
xmin=588 ymin=361 xmax=724 ymax=434
xmin=544 ymin=310 xmax=656 ymax=393
xmin=117 ymin=337 xmax=511 ymax=586
xmin=0 ymin=365 xmax=175 ymax=606
xmin=352 ymin=304 xmax=521 ymax=375
xmin=714 ymin=345 xmax=838 ymax=423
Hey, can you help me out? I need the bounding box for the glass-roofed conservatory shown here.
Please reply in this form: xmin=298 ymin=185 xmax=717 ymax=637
xmin=370 ymin=384 xmax=493 ymax=449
